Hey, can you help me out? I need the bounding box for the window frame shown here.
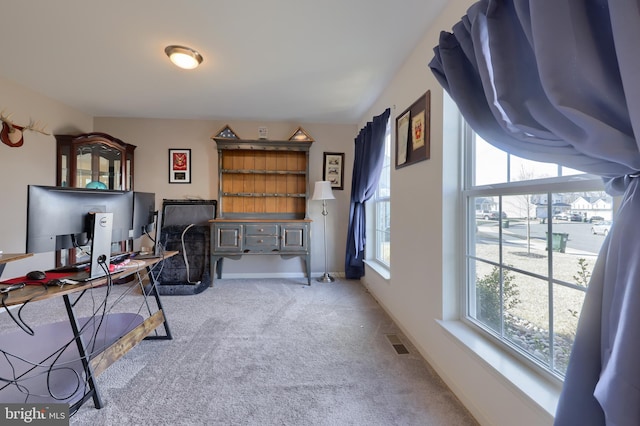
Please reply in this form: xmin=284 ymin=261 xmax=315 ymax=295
xmin=369 ymin=120 xmax=391 ymax=271
xmin=462 ymin=125 xmax=609 ymax=381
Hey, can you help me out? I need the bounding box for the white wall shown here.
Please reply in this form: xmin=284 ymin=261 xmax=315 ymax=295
xmin=360 ymin=1 xmax=557 ymax=425
xmin=94 ymin=118 xmax=356 ymax=279
xmin=0 ymin=80 xmax=356 ymax=281
xmin=0 ymin=76 xmax=93 ymax=277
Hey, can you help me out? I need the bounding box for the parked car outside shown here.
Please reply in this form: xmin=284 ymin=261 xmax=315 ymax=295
xmin=591 ymin=221 xmax=612 ymax=236
xmin=555 ymin=212 xmax=583 ymax=221
xmin=589 ymin=215 xmax=605 ymax=223
xmin=479 ymin=211 xmax=507 ymax=220
xmin=569 ymin=213 xmax=584 ymax=222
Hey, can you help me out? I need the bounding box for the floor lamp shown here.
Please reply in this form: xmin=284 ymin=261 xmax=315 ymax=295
xmin=312 ymin=181 xmax=335 ymax=282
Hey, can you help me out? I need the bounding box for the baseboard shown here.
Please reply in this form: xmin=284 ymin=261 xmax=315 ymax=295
xmin=217 ymin=272 xmax=344 ymax=279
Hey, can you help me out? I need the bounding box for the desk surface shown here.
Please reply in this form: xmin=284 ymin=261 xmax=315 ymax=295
xmin=0 ymin=253 xmax=33 ymax=264
xmin=0 ymin=251 xmax=177 ymax=307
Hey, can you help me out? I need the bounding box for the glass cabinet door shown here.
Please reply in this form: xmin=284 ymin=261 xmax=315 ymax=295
xmin=56 ymin=133 xmax=135 ymax=190
xmin=75 ymin=142 xmax=123 ymax=189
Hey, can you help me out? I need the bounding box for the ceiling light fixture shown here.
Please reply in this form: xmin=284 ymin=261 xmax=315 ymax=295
xmin=165 ymin=45 xmax=203 ymax=70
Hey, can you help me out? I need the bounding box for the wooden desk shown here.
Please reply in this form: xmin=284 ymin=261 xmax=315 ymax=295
xmin=0 ymin=252 xmax=33 ymax=278
xmin=0 ymin=251 xmax=176 ymax=412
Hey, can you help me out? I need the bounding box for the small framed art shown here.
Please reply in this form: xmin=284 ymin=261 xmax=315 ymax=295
xmin=168 ymin=148 xmax=191 ymax=184
xmin=395 ymin=90 xmax=430 ymax=169
xmin=323 ymin=152 xmax=345 ymax=190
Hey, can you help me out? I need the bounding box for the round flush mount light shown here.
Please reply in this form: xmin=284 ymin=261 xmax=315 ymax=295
xmin=165 ymin=45 xmax=203 ymax=70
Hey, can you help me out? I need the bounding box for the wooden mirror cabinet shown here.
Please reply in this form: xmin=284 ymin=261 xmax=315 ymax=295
xmin=54 ymin=132 xmax=136 ymax=266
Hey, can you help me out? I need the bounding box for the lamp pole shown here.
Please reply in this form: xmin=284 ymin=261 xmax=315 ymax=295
xmin=312 ymin=181 xmax=335 ymax=283
xmin=318 ymin=198 xmax=334 ymax=282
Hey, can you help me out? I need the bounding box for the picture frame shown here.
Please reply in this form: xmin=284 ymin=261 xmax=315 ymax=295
xmin=323 ymin=152 xmax=345 ymax=190
xmin=395 ymin=90 xmax=430 ymax=169
xmin=168 ymin=148 xmax=191 ymax=184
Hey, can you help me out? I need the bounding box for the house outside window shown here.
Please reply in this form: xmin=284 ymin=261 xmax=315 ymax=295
xmin=464 ymin=126 xmax=612 ymax=379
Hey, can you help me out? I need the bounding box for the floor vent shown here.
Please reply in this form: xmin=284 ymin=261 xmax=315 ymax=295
xmin=385 ymin=334 xmax=410 ymax=355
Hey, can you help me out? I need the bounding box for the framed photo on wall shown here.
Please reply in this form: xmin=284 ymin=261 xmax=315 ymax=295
xmin=168 ymin=148 xmax=191 ymax=183
xmin=395 ymin=90 xmax=430 ymax=169
xmin=323 ymin=152 xmax=345 ymax=190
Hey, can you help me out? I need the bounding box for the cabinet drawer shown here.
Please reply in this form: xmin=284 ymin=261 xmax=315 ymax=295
xmin=244 ymin=235 xmax=279 ymax=251
xmin=245 ymin=224 xmax=278 ymax=236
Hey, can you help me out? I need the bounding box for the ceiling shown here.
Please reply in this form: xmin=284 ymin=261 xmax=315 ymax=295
xmin=0 ymin=1 xmax=447 ymax=124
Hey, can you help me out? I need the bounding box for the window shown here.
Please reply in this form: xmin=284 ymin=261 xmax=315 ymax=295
xmin=372 ymin=121 xmax=391 ymax=268
xmin=464 ymin=128 xmax=612 ymax=379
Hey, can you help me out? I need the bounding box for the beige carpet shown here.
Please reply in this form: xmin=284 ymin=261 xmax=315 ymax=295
xmin=2 ymin=277 xmax=478 ymax=426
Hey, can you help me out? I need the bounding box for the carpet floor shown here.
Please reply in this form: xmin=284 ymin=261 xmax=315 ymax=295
xmin=2 ymin=277 xmax=478 ymax=426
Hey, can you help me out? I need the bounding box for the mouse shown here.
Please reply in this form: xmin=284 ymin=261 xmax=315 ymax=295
xmin=46 ymin=279 xmax=63 ymax=287
xmin=26 ymin=270 xmax=46 ymax=281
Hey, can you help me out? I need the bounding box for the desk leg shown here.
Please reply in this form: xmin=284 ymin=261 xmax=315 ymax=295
xmin=63 ymin=294 xmax=103 ymax=411
xmin=144 ymin=265 xmax=172 ymax=340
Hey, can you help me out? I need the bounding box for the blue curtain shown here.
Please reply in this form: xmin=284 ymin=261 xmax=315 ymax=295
xmin=429 ymin=1 xmax=640 ymax=425
xmin=345 ymin=108 xmax=390 ymax=279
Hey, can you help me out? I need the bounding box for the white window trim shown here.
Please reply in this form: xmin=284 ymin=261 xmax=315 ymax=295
xmin=441 ymin=93 xmax=561 ymax=418
xmin=463 ymin=130 xmax=605 ymax=381
xmin=363 ymin=258 xmax=390 ymax=280
xmin=365 ymin=120 xmax=391 ymax=277
xmin=437 ymin=320 xmax=561 ymax=418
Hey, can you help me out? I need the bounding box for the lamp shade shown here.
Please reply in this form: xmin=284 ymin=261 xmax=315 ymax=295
xmin=311 ymin=181 xmax=335 ymax=201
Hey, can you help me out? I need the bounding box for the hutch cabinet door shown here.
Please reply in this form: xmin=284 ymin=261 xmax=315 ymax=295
xmin=280 ymin=223 xmax=308 ymax=252
xmin=213 ymin=224 xmax=243 ymax=253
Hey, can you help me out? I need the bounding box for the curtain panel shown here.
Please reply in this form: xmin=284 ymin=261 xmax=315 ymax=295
xmin=345 ymin=108 xmax=390 ymax=279
xmin=429 ymin=1 xmax=640 ymax=425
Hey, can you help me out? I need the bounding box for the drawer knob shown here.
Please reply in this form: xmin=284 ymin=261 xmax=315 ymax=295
xmin=258 ymin=239 xmax=264 ymax=243
xmin=259 ymin=228 xmax=264 ymax=232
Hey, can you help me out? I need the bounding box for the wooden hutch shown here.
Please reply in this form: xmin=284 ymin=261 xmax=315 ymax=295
xmin=210 ymin=126 xmax=313 ymax=284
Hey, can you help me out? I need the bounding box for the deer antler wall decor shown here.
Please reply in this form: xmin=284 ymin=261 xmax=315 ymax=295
xmin=0 ymin=110 xmax=51 ymax=147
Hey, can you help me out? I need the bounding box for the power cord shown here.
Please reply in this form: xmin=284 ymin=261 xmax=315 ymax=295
xmin=180 ymin=224 xmax=200 ymax=285
xmin=1 ymin=291 xmax=37 ymax=336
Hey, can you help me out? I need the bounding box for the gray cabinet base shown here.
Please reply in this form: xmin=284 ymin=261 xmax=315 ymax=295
xmin=210 ymin=220 xmax=312 ymax=286
xmin=210 ymin=254 xmax=311 ymax=286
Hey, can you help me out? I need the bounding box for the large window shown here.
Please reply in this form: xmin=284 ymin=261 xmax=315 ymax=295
xmin=372 ymin=122 xmax=391 ymax=268
xmin=465 ymin=129 xmax=612 ymax=379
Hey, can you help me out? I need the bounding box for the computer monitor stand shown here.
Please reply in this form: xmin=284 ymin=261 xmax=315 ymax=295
xmin=88 ymin=212 xmax=113 ymax=280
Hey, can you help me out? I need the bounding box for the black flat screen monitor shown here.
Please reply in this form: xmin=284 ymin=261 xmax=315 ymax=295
xmin=131 ymin=192 xmax=156 ymax=240
xmin=26 ymin=185 xmax=134 ymax=253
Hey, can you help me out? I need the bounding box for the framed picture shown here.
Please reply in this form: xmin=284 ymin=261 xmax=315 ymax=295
xmin=395 ymin=90 xmax=430 ymax=169
xmin=168 ymin=148 xmax=191 ymax=184
xmin=323 ymin=152 xmax=345 ymax=190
